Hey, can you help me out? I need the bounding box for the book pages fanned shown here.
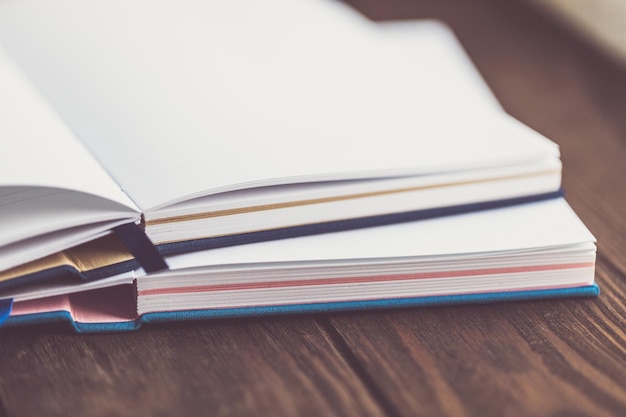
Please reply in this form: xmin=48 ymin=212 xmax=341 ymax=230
xmin=0 ymin=47 xmax=140 ymax=271
xmin=0 ymin=0 xmax=557 ymax=210
xmin=0 ymin=0 xmax=597 ymax=332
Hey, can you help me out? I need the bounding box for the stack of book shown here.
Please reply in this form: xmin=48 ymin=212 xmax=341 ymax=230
xmin=0 ymin=0 xmax=597 ymax=332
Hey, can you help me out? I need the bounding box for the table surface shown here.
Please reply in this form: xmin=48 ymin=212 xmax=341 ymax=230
xmin=1 ymin=0 xmax=625 ymax=416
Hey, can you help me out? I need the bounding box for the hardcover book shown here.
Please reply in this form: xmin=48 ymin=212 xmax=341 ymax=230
xmin=3 ymin=198 xmax=598 ymax=332
xmin=0 ymin=0 xmax=597 ymax=331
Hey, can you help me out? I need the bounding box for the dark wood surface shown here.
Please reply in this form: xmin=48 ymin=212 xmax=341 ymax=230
xmin=1 ymin=0 xmax=625 ymax=416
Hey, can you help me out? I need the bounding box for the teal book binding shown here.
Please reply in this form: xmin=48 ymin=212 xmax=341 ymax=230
xmin=1 ymin=285 xmax=601 ymax=333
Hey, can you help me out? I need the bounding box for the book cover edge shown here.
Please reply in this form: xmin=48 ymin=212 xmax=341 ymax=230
xmin=0 ymin=284 xmax=600 ymax=333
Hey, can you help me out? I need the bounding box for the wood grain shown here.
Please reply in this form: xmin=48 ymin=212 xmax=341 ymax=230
xmin=1 ymin=1 xmax=625 ymax=416
xmin=0 ymin=317 xmax=386 ymax=417
xmin=329 ymin=261 xmax=626 ymax=417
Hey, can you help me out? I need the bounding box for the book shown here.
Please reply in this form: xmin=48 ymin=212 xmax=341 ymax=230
xmin=0 ymin=0 xmax=562 ymax=283
xmin=3 ymin=198 xmax=598 ymax=332
xmin=0 ymin=0 xmax=597 ymax=331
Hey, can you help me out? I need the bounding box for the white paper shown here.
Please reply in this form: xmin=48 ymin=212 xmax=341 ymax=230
xmin=0 ymin=46 xmax=140 ymax=263
xmin=0 ymin=48 xmax=137 ymax=209
xmin=0 ymin=0 xmax=557 ymax=212
xmin=163 ymin=198 xmax=596 ymax=269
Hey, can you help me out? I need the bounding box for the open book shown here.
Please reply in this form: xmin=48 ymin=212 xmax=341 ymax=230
xmin=0 ymin=0 xmax=596 ymax=331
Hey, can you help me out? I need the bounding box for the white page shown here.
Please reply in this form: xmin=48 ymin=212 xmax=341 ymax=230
xmin=0 ymin=47 xmax=136 ymax=209
xmin=0 ymin=45 xmax=140 ymax=263
xmin=377 ymin=20 xmax=502 ymax=110
xmin=0 ymin=0 xmax=557 ymax=212
xmin=164 ymin=199 xmax=596 ymax=269
xmin=1 ymin=271 xmax=136 ymax=303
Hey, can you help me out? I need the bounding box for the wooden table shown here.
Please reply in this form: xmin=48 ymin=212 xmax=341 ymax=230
xmin=1 ymin=0 xmax=624 ymax=415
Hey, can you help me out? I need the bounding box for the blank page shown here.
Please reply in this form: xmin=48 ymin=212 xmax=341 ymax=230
xmin=0 ymin=47 xmax=135 ymax=209
xmin=0 ymin=0 xmax=557 ymax=212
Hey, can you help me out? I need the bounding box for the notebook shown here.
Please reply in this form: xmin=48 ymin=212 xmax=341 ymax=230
xmin=2 ymin=198 xmax=597 ymax=332
xmin=0 ymin=0 xmax=561 ymax=283
xmin=0 ymin=0 xmax=597 ymax=331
